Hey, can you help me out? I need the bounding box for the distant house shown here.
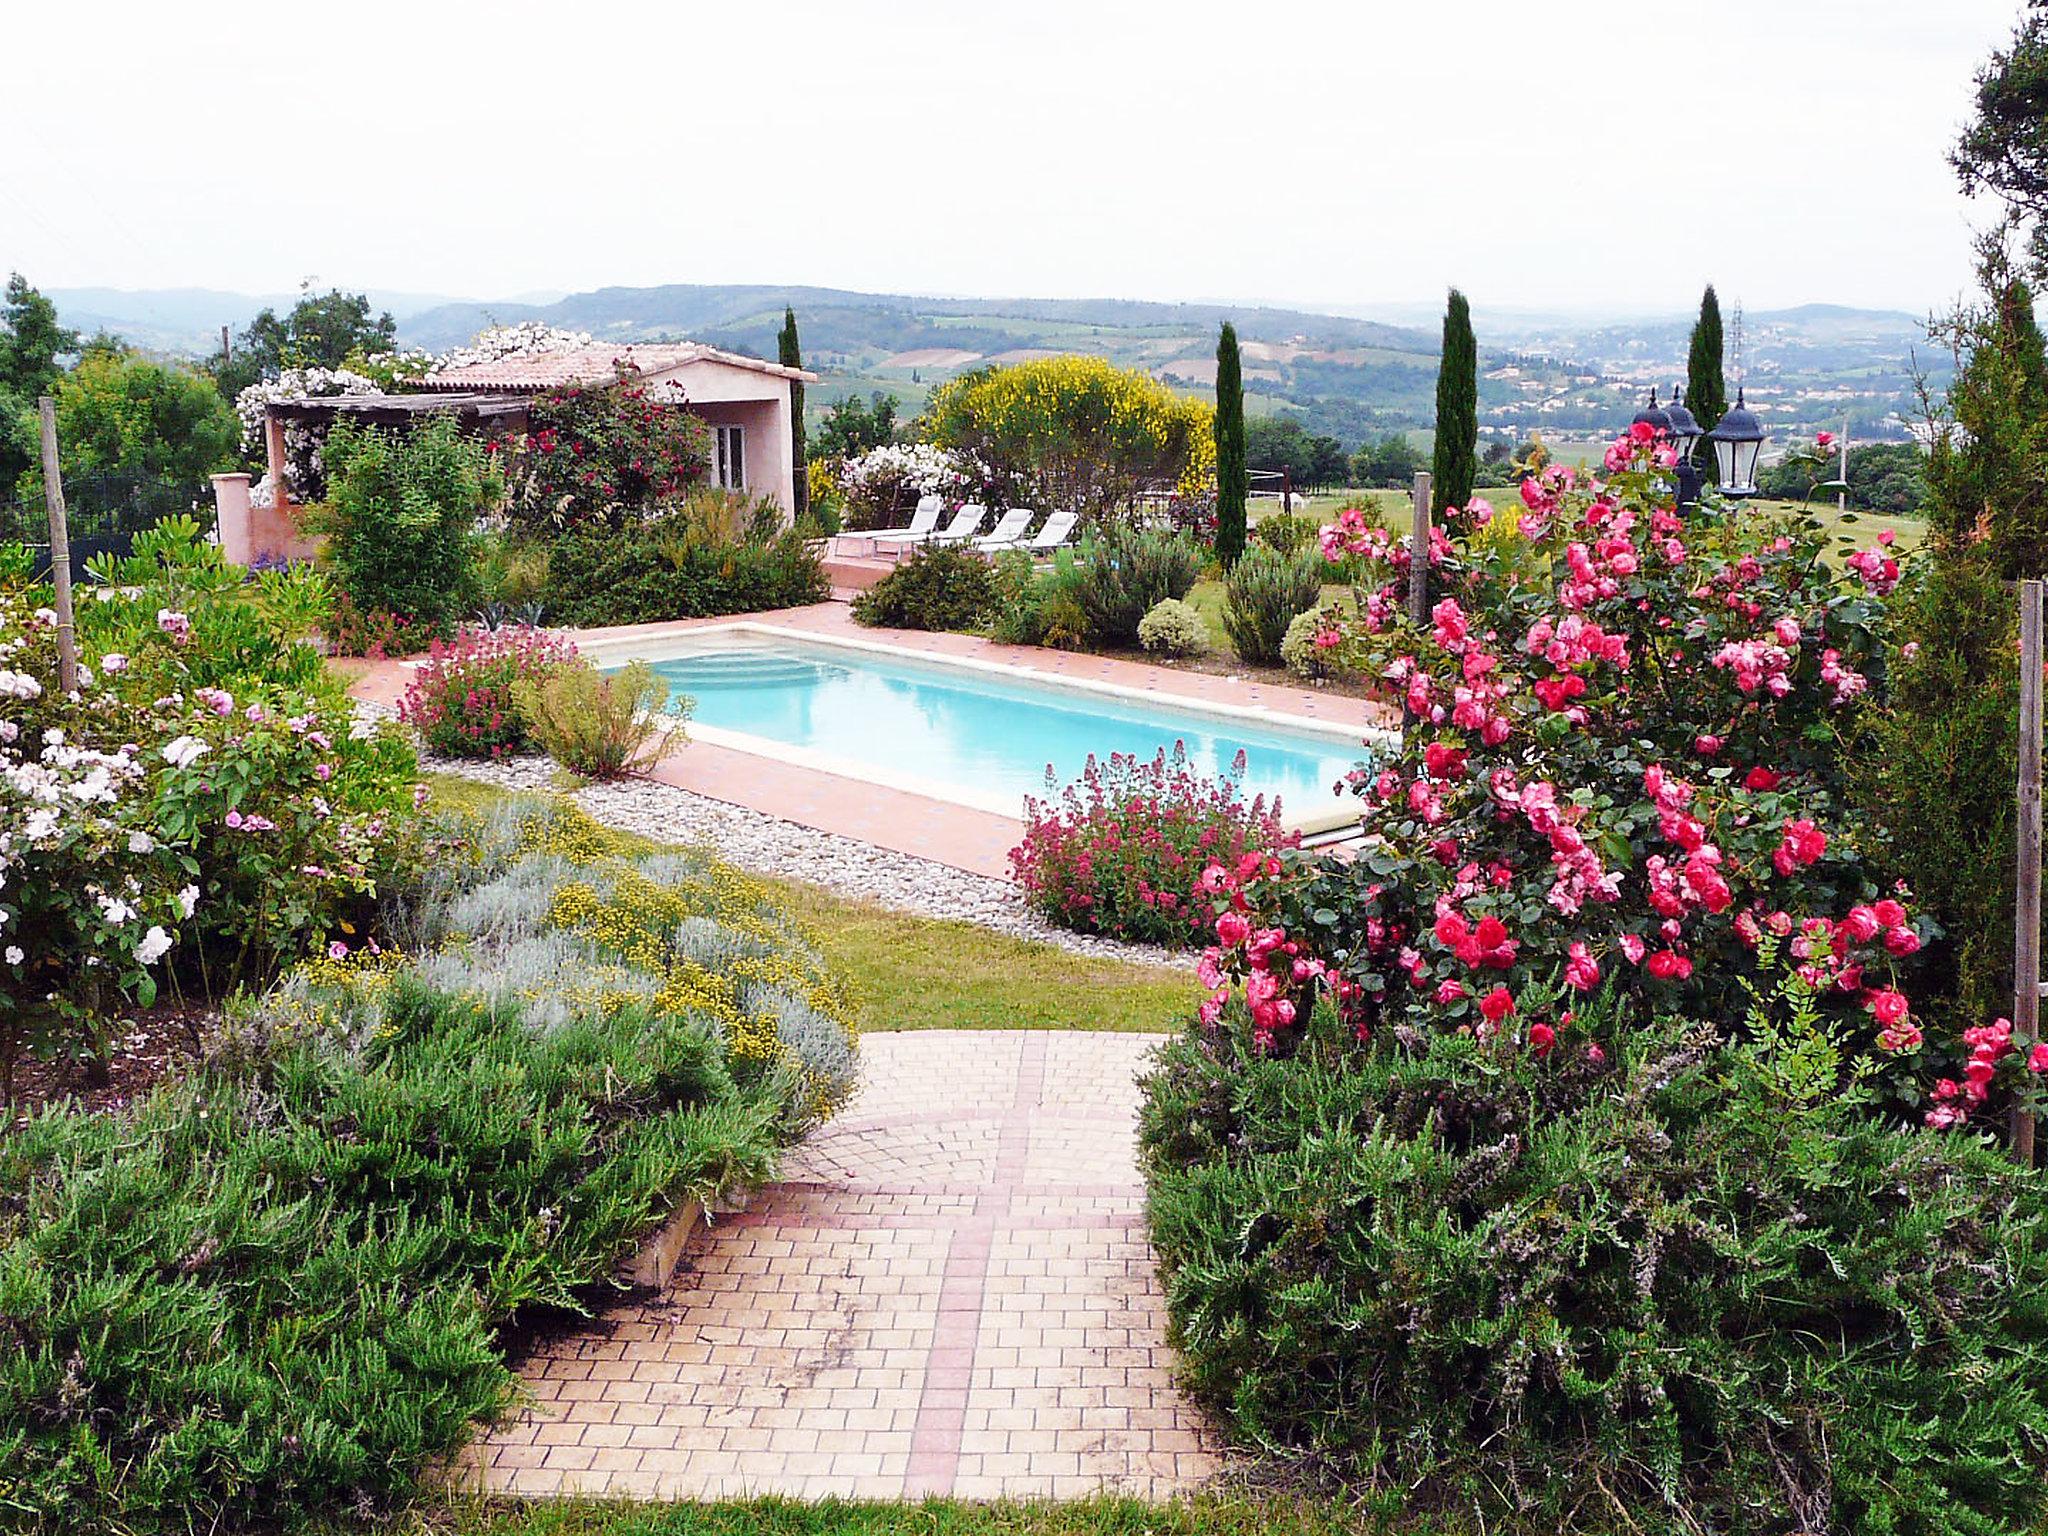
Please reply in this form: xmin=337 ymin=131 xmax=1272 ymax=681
xmin=211 ymin=342 xmax=816 ymax=567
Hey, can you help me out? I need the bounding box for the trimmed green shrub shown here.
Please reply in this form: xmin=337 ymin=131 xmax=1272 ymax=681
xmin=316 ymin=414 xmax=502 ymax=634
xmin=1221 ymin=542 xmax=1324 ymax=664
xmin=1140 ymin=994 xmax=2048 ymax=1531
xmin=1252 ymin=511 xmax=1320 ymax=557
xmin=0 ymin=798 xmax=856 ymax=1533
xmin=1071 ymin=524 xmax=1205 ymax=647
xmin=1137 ymin=597 xmax=1208 ymax=656
xmin=851 ymin=543 xmax=1000 ymax=631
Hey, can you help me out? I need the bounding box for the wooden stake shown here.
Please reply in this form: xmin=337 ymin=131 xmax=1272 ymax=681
xmin=1409 ymin=470 xmax=1432 ymax=630
xmin=2017 ymin=577 xmax=2043 ymax=1165
xmin=37 ymin=396 xmax=79 ymax=694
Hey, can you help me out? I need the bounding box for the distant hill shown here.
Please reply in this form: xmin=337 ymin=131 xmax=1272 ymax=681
xmin=50 ymin=283 xmax=1948 ymax=448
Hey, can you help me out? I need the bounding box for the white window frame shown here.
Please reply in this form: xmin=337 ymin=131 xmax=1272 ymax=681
xmin=713 ymin=424 xmax=746 ymax=490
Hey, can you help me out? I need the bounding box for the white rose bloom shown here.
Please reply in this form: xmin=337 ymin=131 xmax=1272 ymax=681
xmin=162 ymin=736 xmax=209 ymax=768
xmin=3 ymin=946 xmax=20 ymax=965
xmin=128 ymin=830 xmax=155 ymax=853
xmin=177 ymin=884 xmax=199 ymax=918
xmin=135 ymin=925 xmax=174 ymax=965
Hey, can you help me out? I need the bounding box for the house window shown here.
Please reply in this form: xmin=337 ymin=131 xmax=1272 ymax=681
xmin=713 ymin=425 xmax=746 ymax=490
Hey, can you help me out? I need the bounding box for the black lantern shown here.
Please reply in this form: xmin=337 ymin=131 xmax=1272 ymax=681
xmin=1663 ymin=385 xmax=1706 ymax=508
xmin=1706 ymin=387 xmax=1766 ymax=497
xmin=1631 ymin=388 xmax=1673 ymax=435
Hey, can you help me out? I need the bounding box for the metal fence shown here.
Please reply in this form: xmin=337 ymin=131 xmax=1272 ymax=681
xmin=1 ymin=472 xmax=213 ymax=576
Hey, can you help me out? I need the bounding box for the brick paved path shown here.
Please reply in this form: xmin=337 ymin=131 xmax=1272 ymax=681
xmin=461 ymin=1030 xmax=1226 ymax=1501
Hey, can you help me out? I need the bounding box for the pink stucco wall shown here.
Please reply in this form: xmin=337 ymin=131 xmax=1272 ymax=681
xmin=210 ymin=473 xmax=322 ymax=568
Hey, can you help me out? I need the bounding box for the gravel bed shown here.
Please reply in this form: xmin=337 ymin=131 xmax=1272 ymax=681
xmin=409 ymin=742 xmax=1182 ymax=970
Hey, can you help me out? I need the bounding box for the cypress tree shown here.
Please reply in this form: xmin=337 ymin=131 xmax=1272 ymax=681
xmin=1214 ymin=321 xmax=1247 ymax=565
xmin=1430 ymin=289 xmax=1476 ymax=512
xmin=779 ymin=306 xmax=808 ymax=518
xmin=1686 ymin=286 xmax=1727 ymax=466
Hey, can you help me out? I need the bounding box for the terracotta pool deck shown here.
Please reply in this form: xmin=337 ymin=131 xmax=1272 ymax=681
xmin=345 ymin=602 xmax=1395 ymax=880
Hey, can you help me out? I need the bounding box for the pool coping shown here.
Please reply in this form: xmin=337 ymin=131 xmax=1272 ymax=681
xmin=575 ymin=621 xmax=1395 ymax=833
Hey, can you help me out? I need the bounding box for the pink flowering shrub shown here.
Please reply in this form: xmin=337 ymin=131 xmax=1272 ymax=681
xmin=398 ymin=624 xmax=580 ymax=759
xmin=1197 ymin=426 xmax=1950 ymax=1091
xmin=1010 ymin=744 xmax=1291 ymax=947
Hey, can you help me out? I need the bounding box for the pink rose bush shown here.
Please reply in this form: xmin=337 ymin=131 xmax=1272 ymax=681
xmin=1010 ymin=743 xmax=1291 ymax=947
xmin=1193 ymin=425 xmax=1953 ymax=1098
xmin=398 ymin=623 xmax=580 ymax=759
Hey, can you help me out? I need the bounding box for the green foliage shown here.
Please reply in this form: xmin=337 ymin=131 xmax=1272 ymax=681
xmin=1251 ymin=510 xmax=1320 ymax=557
xmin=1927 ymin=261 xmax=2048 ymax=574
xmin=318 ymin=414 xmax=502 ymax=634
xmin=15 ymin=348 xmax=238 ymax=506
xmin=1136 ymin=597 xmax=1207 ymax=656
xmin=0 ymin=799 xmax=848 ymax=1532
xmin=0 ymin=273 xmax=81 ymax=490
xmin=1070 ymin=524 xmax=1205 ymax=647
xmin=987 ymin=546 xmax=1090 ymax=649
xmin=211 ymin=284 xmax=397 ymax=402
xmin=1686 ymin=285 xmax=1728 ymax=463
xmin=512 ymin=660 xmax=684 ymax=780
xmin=1954 ymin=8 xmax=2048 ymax=272
xmin=1215 ymin=323 xmax=1247 ymax=565
xmin=1221 ymin=543 xmax=1324 ymax=665
xmin=1352 ymin=430 xmax=1422 ymax=489
xmin=1244 ymin=416 xmax=1349 ymax=494
xmin=812 ymin=391 xmax=899 ymax=460
xmin=1140 ymin=997 xmax=2048 ymax=1531
xmin=543 ymin=507 xmax=826 ymax=628
xmin=850 ymin=542 xmax=1001 ymax=632
xmin=780 ymin=308 xmax=808 ymax=518
xmin=1858 ymin=550 xmax=2019 ymax=1039
xmin=1430 ymin=288 xmax=1477 ymax=512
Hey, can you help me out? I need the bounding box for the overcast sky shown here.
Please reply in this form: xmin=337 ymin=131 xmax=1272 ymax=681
xmin=0 ymin=0 xmax=2024 ymax=317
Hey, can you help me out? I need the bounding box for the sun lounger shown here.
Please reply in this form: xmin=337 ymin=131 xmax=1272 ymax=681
xmin=863 ymin=495 xmax=945 ymax=551
xmin=1004 ymin=509 xmax=1078 ymax=555
xmin=922 ymin=504 xmax=989 ymax=545
xmin=970 ymin=507 xmax=1036 ymax=551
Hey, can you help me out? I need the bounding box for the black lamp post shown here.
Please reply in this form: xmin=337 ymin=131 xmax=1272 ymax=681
xmin=1705 ymin=387 xmax=1766 ymax=498
xmin=1663 ymin=385 xmax=1705 ymax=507
xmin=1631 ymin=387 xmax=1673 ymax=437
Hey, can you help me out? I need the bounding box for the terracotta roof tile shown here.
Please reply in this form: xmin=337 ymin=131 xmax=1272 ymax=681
xmin=419 ymin=343 xmax=815 ymax=391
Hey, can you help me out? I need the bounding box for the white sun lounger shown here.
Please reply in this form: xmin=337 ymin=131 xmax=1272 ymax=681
xmin=923 ymin=504 xmax=989 ymax=546
xmin=863 ymin=495 xmax=946 ymax=551
xmin=970 ymin=507 xmax=1036 ymax=551
xmin=988 ymin=508 xmax=1078 ymax=555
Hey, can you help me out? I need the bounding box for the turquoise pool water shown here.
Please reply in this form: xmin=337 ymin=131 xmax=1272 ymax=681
xmin=629 ymin=642 xmax=1370 ymax=816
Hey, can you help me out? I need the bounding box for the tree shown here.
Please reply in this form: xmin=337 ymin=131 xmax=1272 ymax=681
xmin=1954 ymin=3 xmax=2048 ymax=270
xmin=921 ymin=357 xmax=1212 ymax=522
xmin=778 ymin=307 xmax=808 ymax=519
xmin=813 ymin=392 xmax=900 ymax=459
xmin=19 ymin=351 xmax=238 ymax=506
xmin=1925 ymin=251 xmax=2048 ymax=575
xmin=1429 ymin=289 xmax=1476 ymax=512
xmin=1214 ymin=322 xmax=1247 ymax=563
xmin=1686 ymin=285 xmax=1728 ymax=466
xmin=0 ymin=274 xmax=81 ymax=490
xmin=213 ymin=285 xmax=397 ymax=400
xmin=1353 ymin=432 xmax=1421 ymax=488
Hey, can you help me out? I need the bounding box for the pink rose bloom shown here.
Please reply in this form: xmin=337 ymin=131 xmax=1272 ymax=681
xmin=1215 ymin=911 xmax=1250 ymax=948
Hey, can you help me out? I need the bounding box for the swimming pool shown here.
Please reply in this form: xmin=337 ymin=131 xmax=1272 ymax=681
xmin=603 ymin=628 xmax=1381 ymax=825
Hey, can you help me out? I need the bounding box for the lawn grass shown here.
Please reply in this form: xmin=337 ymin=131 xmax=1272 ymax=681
xmin=422 ymin=773 xmax=1198 ymax=1036
xmin=332 ymin=1491 xmax=1485 ymax=1536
